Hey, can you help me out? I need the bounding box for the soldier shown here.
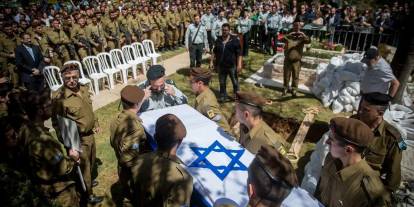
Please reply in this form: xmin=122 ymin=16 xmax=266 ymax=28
xmin=235 ymin=91 xmax=288 ymax=154
xmin=247 ymin=145 xmax=323 ymax=206
xmin=0 ymin=23 xmax=19 ymax=87
xmin=178 ymin=5 xmax=187 ymax=45
xmin=315 ymin=117 xmax=391 ymax=207
xmin=110 ymin=85 xmax=150 ymax=206
xmin=129 ymin=8 xmax=142 ymax=42
xmin=86 ymin=13 xmax=106 ymax=54
xmin=185 ymin=14 xmax=209 ymax=68
xmin=258 ymin=5 xmax=270 ymax=51
xmin=31 ymin=22 xmax=53 ymax=61
xmin=148 ymin=9 xmax=161 ymax=50
xmin=104 ymin=9 xmax=124 ymax=50
xmin=139 ymin=6 xmax=152 ymax=40
xmin=71 ymin=16 xmax=92 ymax=60
xmin=137 ymin=65 xmax=187 ymax=112
xmin=52 ymin=63 xmax=103 ymax=204
xmin=157 ymin=10 xmax=168 ymax=51
xmin=130 ymin=114 xmax=193 ymax=206
xmin=354 ymin=92 xmax=404 ymax=193
xmin=211 ymin=10 xmax=228 ymax=41
xmin=189 ymin=67 xmax=232 ymax=134
xmin=281 ymin=17 xmax=310 ymax=97
xmin=20 ymin=90 xmax=80 ymax=207
xmin=167 ymin=5 xmax=182 ymax=50
xmin=47 ymin=19 xmax=71 ymax=67
xmin=119 ymin=7 xmax=132 ymax=45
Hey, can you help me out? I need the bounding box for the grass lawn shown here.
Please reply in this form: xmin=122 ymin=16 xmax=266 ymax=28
xmin=92 ymin=49 xmax=348 ymax=204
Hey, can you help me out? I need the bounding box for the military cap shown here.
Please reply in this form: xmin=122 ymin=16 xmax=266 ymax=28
xmin=60 ymin=63 xmax=79 ymax=74
xmin=146 ymin=65 xmax=166 ymax=81
xmin=362 ymin=92 xmax=391 ymax=106
xmin=330 ymin=117 xmax=374 ymax=147
xmin=190 ymin=67 xmax=212 ymax=79
xmin=236 ymin=91 xmax=268 ymax=108
xmin=120 ymin=85 xmax=144 ymax=104
xmin=154 ymin=114 xmax=187 ymax=144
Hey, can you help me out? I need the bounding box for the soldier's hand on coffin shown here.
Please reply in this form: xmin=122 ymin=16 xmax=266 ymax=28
xmin=165 ymin=84 xmax=176 ymax=96
xmin=69 ymin=148 xmax=80 ymax=163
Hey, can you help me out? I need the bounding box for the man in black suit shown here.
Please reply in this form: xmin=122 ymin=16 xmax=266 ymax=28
xmin=15 ymin=32 xmax=46 ymax=91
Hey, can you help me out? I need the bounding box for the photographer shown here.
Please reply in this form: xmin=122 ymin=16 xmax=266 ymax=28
xmin=137 ymin=65 xmax=188 ymax=112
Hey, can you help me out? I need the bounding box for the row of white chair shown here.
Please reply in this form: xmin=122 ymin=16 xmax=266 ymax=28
xmin=43 ymin=40 xmax=161 ymax=95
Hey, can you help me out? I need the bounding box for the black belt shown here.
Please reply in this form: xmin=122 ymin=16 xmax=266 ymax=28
xmin=192 ymin=43 xmax=203 ymax=45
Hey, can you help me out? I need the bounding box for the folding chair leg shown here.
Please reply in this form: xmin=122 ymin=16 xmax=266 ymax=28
xmin=141 ymin=63 xmax=146 ymax=77
xmin=93 ymin=79 xmax=100 ymax=95
xmin=121 ymin=70 xmax=128 ymax=84
xmin=108 ymin=75 xmax=115 ymax=89
xmin=132 ymin=65 xmax=137 ymax=79
xmin=152 ymin=57 xmax=157 ymax=65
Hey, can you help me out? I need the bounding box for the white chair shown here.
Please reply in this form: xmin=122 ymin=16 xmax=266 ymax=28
xmin=132 ymin=42 xmax=151 ymax=68
xmin=142 ymin=39 xmax=161 ymax=65
xmin=122 ymin=45 xmax=147 ymax=78
xmin=97 ymin=52 xmax=123 ymax=88
xmin=63 ymin=60 xmax=93 ymax=92
xmin=82 ymin=56 xmax=109 ymax=95
xmin=109 ymin=49 xmax=133 ymax=84
xmin=43 ymin=66 xmax=63 ymax=92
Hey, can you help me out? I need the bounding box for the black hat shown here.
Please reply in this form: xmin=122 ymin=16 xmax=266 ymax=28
xmin=146 ymin=65 xmax=166 ymax=81
xmin=362 ymin=92 xmax=391 ymax=106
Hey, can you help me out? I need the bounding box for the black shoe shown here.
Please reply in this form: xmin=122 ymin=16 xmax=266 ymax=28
xmin=282 ymin=88 xmax=288 ymax=96
xmin=92 ymin=180 xmax=99 ymax=187
xmin=88 ymin=195 xmax=103 ymax=204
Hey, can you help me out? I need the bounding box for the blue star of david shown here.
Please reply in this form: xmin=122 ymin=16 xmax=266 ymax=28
xmin=189 ymin=140 xmax=248 ymax=181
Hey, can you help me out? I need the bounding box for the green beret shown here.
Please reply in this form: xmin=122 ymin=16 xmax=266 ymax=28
xmin=147 ymin=65 xmax=165 ymax=81
xmin=330 ymin=117 xmax=374 ymax=147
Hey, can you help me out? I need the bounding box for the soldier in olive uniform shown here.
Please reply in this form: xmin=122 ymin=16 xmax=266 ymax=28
xmin=139 ymin=6 xmax=151 ymax=40
xmin=281 ymin=18 xmax=310 ymax=97
xmin=52 ymin=64 xmax=103 ymax=204
xmin=47 ymin=19 xmax=71 ymax=67
xmin=119 ymin=7 xmax=133 ymax=45
xmin=130 ymin=114 xmax=193 ymax=206
xmin=355 ymin=92 xmax=404 ymax=193
xmin=235 ymin=91 xmax=288 ymax=154
xmin=86 ymin=13 xmax=106 ymax=54
xmin=167 ymin=5 xmax=182 ymax=49
xmin=103 ymin=9 xmax=125 ymax=50
xmin=189 ymin=67 xmax=232 ymax=134
xmin=110 ymin=85 xmax=150 ymax=206
xmin=157 ymin=10 xmax=168 ymax=51
xmin=20 ymin=90 xmax=80 ymax=207
xmin=0 ymin=23 xmax=19 ymax=87
xmin=148 ymin=9 xmax=161 ymax=50
xmin=71 ymin=16 xmax=91 ymax=60
xmin=130 ymin=8 xmax=142 ymax=42
xmin=315 ymin=117 xmax=391 ymax=207
xmin=31 ymin=22 xmax=52 ymax=63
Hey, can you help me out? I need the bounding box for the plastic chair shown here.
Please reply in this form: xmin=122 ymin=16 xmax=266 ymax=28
xmin=43 ymin=66 xmax=63 ymax=92
xmin=142 ymin=39 xmax=161 ymax=65
xmin=122 ymin=45 xmax=147 ymax=78
xmin=82 ymin=56 xmax=110 ymax=95
xmin=109 ymin=49 xmax=133 ymax=84
xmin=97 ymin=52 xmax=124 ymax=88
xmin=64 ymin=60 xmax=93 ymax=93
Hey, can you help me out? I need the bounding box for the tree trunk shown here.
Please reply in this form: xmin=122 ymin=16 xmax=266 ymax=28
xmin=393 ymin=36 xmax=414 ymax=104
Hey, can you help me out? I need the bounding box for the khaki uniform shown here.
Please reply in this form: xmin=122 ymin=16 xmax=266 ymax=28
xmin=157 ymin=14 xmax=168 ymax=48
xmin=0 ymin=33 xmax=18 ymax=87
xmin=24 ymin=123 xmax=79 ymax=207
xmin=239 ymin=120 xmax=288 ymax=154
xmin=180 ymin=10 xmax=189 ymax=44
xmin=110 ymin=110 xmax=148 ymax=205
xmin=195 ymin=88 xmax=232 ymax=133
xmin=70 ymin=24 xmax=90 ymax=59
xmin=140 ymin=14 xmax=153 ymax=43
xmin=46 ymin=28 xmax=71 ymax=67
xmin=129 ymin=15 xmax=142 ymax=42
xmin=366 ymin=120 xmax=403 ymax=192
xmin=148 ymin=14 xmax=161 ymax=48
xmin=52 ymin=85 xmax=98 ymax=195
xmin=85 ymin=23 xmax=106 ymax=54
xmin=130 ymin=151 xmax=193 ymax=207
xmin=282 ymin=33 xmax=311 ymax=91
xmin=315 ymin=154 xmax=391 ymax=207
xmin=118 ymin=15 xmax=132 ymax=45
xmin=103 ymin=19 xmax=123 ymax=50
xmin=32 ymin=31 xmax=52 ymax=58
xmin=167 ymin=11 xmax=181 ymax=46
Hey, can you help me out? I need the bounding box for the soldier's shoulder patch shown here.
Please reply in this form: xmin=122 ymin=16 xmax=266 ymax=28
xmin=207 ymin=109 xmax=215 ymax=119
xmin=165 ymin=79 xmax=176 ymax=86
